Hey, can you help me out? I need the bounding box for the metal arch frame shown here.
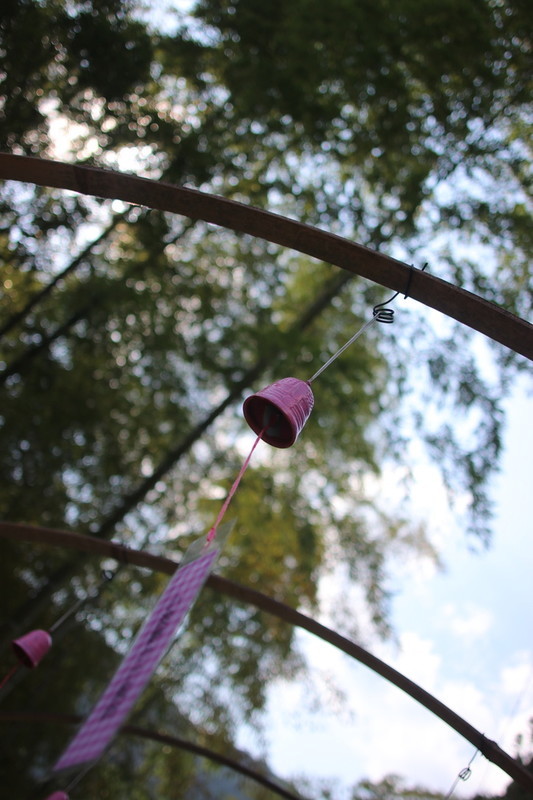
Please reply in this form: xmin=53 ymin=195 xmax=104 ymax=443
xmin=0 ymin=711 xmax=306 ymax=800
xmin=1 ymin=522 xmax=532 ymax=792
xmin=0 ymin=153 xmax=531 ymax=360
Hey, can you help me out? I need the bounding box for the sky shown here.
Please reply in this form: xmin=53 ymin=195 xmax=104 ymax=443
xmin=236 ymin=372 xmax=532 ymax=799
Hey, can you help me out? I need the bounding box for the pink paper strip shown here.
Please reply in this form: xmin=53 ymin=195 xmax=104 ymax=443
xmin=54 ymin=548 xmax=218 ymax=771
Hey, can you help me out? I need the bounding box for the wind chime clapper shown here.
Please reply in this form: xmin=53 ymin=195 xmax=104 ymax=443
xmin=243 ymin=304 xmax=395 ymax=448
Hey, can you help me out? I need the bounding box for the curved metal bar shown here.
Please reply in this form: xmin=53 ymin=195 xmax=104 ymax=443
xmin=0 ymin=711 xmax=306 ymax=800
xmin=1 ymin=522 xmax=532 ymax=792
xmin=0 ymin=153 xmax=531 ymax=360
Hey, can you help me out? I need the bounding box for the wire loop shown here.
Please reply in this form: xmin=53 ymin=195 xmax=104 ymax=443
xmin=372 ymin=307 xmax=395 ymax=324
xmin=372 ymin=261 xmax=428 ymax=323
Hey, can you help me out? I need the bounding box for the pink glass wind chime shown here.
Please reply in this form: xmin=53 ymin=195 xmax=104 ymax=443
xmin=11 ymin=296 xmax=399 ymax=799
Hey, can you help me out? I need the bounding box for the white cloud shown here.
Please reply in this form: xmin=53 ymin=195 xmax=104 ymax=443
xmin=442 ymin=603 xmax=494 ymax=640
xmin=257 ymin=628 xmax=532 ymax=799
xmin=399 ymin=631 xmax=442 ymax=684
xmin=500 ymin=654 xmax=533 ymax=696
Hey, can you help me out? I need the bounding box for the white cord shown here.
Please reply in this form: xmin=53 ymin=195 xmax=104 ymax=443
xmin=308 ymin=309 xmax=391 ymax=383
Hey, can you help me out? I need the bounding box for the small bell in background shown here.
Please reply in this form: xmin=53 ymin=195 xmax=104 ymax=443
xmin=1 ymin=628 xmax=53 ymax=690
xmin=243 ymin=377 xmax=314 ymax=448
xmin=44 ymin=792 xmax=69 ymax=800
xmin=11 ymin=629 xmax=52 ymax=669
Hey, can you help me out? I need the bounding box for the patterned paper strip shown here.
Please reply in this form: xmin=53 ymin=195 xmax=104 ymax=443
xmin=54 ymin=547 xmax=218 ymax=770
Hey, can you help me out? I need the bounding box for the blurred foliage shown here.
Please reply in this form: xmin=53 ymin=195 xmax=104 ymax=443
xmin=0 ymin=0 xmax=531 ymax=797
xmin=350 ymin=774 xmax=447 ymax=799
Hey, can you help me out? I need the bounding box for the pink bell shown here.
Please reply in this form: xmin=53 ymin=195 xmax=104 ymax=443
xmin=243 ymin=377 xmax=314 ymax=448
xmin=11 ymin=629 xmax=52 ymax=668
xmin=44 ymin=793 xmax=69 ymax=800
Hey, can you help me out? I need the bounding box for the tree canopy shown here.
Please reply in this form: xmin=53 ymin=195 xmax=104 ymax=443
xmin=0 ymin=0 xmax=531 ymax=797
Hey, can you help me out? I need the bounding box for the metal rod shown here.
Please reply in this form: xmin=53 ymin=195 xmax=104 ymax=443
xmin=0 ymin=154 xmax=531 ymax=360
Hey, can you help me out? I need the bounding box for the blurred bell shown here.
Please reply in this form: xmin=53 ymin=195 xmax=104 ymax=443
xmin=11 ymin=629 xmax=52 ymax=669
xmin=243 ymin=377 xmax=314 ymax=448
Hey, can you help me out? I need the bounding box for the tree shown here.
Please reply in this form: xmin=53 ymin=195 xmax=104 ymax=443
xmin=0 ymin=0 xmax=531 ymax=797
xmin=347 ymin=752 xmax=533 ymax=800
xmin=471 ymin=756 xmax=533 ymax=799
xmin=350 ymin=774 xmax=446 ymax=799
xmin=170 ymin=0 xmax=532 ymax=538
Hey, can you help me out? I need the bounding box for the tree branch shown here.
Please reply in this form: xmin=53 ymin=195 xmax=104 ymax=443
xmin=0 ymin=213 xmax=125 ymax=342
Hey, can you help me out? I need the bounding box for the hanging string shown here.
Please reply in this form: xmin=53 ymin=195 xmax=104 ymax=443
xmin=206 ymin=429 xmax=265 ymax=544
xmin=48 ymin=569 xmax=117 ymax=634
xmin=308 ymin=262 xmax=427 ymax=383
xmin=0 ymin=662 xmax=20 ymax=691
xmin=43 ymin=760 xmax=95 ymax=799
xmin=444 ymin=746 xmax=481 ymax=799
xmin=307 ymin=308 xmax=392 ymax=383
xmin=476 ymin=660 xmax=533 ymax=794
xmin=65 ymin=761 xmax=95 ymax=794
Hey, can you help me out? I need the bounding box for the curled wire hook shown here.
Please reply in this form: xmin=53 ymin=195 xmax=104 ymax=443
xmin=372 ymin=261 xmax=428 ymax=324
xmin=372 ymin=306 xmax=395 ymax=324
xmin=308 ymin=261 xmax=428 ymax=382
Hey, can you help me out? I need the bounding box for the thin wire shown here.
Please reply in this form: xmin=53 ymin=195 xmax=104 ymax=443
xmin=65 ymin=761 xmax=95 ymax=793
xmin=48 ymin=569 xmax=117 ymax=634
xmin=444 ymin=747 xmax=481 ymax=799
xmin=307 ymin=314 xmax=382 ymax=383
xmin=373 ymin=261 xmax=428 ymax=311
xmin=500 ymin=663 xmax=533 ymax=738
xmin=308 ymin=262 xmax=428 ymax=383
xmin=476 ymin=660 xmax=533 ymax=794
xmin=45 ymin=760 xmax=96 ymax=797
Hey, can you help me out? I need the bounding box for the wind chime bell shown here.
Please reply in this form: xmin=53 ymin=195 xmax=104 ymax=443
xmin=11 ymin=629 xmax=52 ymax=668
xmin=243 ymin=377 xmax=314 ymax=448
